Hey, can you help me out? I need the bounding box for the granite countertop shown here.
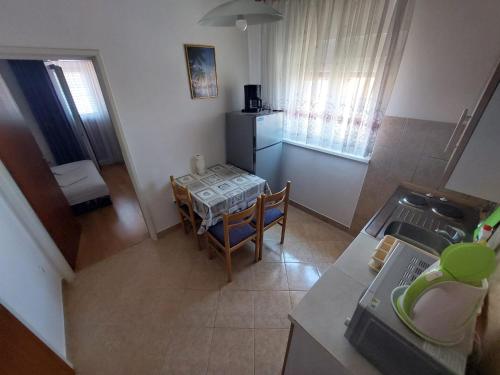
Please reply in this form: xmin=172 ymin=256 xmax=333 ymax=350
xmin=288 ymin=232 xmax=381 ymax=375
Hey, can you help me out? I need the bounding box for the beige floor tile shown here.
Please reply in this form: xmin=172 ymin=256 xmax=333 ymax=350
xmin=207 ymin=328 xmax=254 ymax=375
xmin=64 ymin=285 xmax=125 ymax=327
xmin=126 ymin=321 xmax=173 ymax=374
xmin=171 ymin=289 xmax=219 ymax=327
xmin=263 ymin=225 xmax=284 ymax=242
xmin=66 ymin=325 xmax=121 ymax=375
xmin=281 ymin=221 xmax=309 ymax=242
xmin=136 ymin=261 xmax=192 ymax=290
xmin=254 ymin=262 xmax=289 ymax=290
xmin=65 ymin=246 xmax=152 ymax=325
xmin=254 ymin=291 xmax=291 ymax=329
xmin=221 ymin=245 xmax=257 ymax=291
xmin=255 ymin=329 xmax=290 ymax=375
xmin=315 ymin=262 xmax=333 ymax=276
xmin=162 ymin=327 xmax=213 ymax=374
xmin=286 ymin=205 xmax=318 ymax=223
xmin=264 ymin=220 xmax=305 ymax=245
xmin=260 ymin=240 xmax=285 ymax=262
xmin=299 ymin=221 xmax=352 ymax=242
xmin=230 ymin=242 xmax=259 ymax=266
xmin=64 ymin=205 xmax=357 ymax=374
xmin=285 ymin=263 xmax=320 ymax=291
xmin=100 ymin=287 xmax=184 ymax=328
xmin=308 ymin=240 xmax=346 ymax=263
xmin=283 ymin=241 xmax=315 ymax=263
xmin=214 ymin=290 xmax=254 ymax=328
xmin=221 ymin=264 xmax=256 ymax=291
xmin=289 ymin=291 xmax=307 ymax=309
xmin=187 ymin=258 xmax=226 ymax=290
xmin=330 ymin=226 xmax=355 ymax=242
xmin=125 ymin=239 xmax=195 ymax=291
xmin=69 ymin=322 xmax=166 ymax=375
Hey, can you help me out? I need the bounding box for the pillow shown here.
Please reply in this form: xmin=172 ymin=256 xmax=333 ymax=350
xmin=53 ymin=167 xmax=88 ymax=187
xmin=50 ymin=162 xmax=81 ymax=176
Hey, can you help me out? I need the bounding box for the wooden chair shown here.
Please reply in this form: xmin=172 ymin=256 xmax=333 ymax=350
xmin=170 ymin=175 xmax=202 ymax=249
xmin=206 ymin=198 xmax=262 ymax=282
xmin=255 ymin=181 xmax=291 ymax=260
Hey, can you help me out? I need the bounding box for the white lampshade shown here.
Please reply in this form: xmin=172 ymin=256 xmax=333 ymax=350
xmin=198 ymin=0 xmax=283 ymax=27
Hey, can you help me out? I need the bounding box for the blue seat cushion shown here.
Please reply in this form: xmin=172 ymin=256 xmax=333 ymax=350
xmin=208 ymin=221 xmax=256 ymax=247
xmin=253 ymin=207 xmax=284 ymax=227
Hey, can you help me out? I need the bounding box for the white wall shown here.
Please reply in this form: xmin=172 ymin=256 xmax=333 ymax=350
xmin=386 ymin=0 xmax=500 ymax=123
xmin=0 ymin=188 xmax=67 ymax=360
xmin=0 ymin=0 xmax=249 ymax=232
xmin=281 ymin=143 xmax=368 ymax=227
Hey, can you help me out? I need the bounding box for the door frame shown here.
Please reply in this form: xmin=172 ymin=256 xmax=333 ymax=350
xmin=0 ymin=45 xmax=157 ymax=240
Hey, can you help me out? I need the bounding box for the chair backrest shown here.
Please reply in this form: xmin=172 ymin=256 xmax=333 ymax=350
xmin=170 ymin=175 xmax=194 ymax=212
xmin=262 ymin=181 xmax=291 ymax=211
xmin=222 ymin=198 xmax=261 ymax=247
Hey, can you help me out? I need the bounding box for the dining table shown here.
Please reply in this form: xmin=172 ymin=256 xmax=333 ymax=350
xmin=174 ymin=163 xmax=269 ymax=233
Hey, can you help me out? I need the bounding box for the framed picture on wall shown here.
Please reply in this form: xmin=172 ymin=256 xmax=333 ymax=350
xmin=184 ymin=44 xmax=218 ymax=99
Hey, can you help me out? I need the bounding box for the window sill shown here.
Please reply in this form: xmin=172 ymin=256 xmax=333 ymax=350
xmin=282 ymin=139 xmax=370 ymax=164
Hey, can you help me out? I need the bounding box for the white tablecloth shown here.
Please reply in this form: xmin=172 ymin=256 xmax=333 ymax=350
xmin=175 ymin=164 xmax=268 ymax=233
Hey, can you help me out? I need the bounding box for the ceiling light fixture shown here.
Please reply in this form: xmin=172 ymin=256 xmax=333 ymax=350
xmin=198 ymin=0 xmax=283 ymax=31
xmin=235 ymin=15 xmax=248 ymax=31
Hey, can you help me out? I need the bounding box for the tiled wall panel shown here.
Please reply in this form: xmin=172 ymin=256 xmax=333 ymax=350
xmin=350 ymin=116 xmax=487 ymax=234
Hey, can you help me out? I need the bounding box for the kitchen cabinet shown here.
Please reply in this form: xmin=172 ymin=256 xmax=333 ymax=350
xmin=444 ymin=61 xmax=500 ymax=203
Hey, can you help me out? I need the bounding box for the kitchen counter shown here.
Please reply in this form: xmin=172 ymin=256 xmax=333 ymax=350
xmin=283 ymin=232 xmax=381 ymax=375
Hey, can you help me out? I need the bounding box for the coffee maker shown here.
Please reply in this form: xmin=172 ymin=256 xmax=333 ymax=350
xmin=243 ymin=84 xmax=262 ymax=113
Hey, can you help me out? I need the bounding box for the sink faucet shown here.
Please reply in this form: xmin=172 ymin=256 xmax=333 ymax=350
xmin=435 ymin=225 xmax=466 ymax=244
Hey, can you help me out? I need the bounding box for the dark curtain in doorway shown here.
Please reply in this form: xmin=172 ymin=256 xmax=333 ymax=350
xmin=8 ymin=60 xmax=85 ymax=164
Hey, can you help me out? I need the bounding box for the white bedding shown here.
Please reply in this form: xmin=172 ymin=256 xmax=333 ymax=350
xmin=51 ymin=160 xmax=110 ymax=206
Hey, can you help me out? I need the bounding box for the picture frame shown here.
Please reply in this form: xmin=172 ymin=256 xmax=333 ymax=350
xmin=184 ymin=44 xmax=218 ymax=99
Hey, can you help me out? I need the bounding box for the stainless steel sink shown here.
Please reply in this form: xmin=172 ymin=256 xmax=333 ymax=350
xmin=364 ymin=187 xmax=478 ymax=247
xmin=384 ymin=221 xmax=452 ymax=256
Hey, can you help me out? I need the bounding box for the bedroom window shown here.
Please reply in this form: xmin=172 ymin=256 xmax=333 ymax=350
xmin=63 ymin=71 xmax=97 ymax=116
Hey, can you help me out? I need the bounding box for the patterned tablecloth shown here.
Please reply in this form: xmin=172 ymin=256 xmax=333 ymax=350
xmin=175 ymin=164 xmax=268 ymax=233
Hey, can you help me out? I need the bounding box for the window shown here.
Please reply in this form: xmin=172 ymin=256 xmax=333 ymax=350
xmin=63 ymin=71 xmax=97 ymax=116
xmin=260 ymin=0 xmax=413 ymax=159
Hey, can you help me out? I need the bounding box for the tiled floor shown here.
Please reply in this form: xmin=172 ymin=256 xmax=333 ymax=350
xmin=64 ymin=206 xmax=353 ymax=374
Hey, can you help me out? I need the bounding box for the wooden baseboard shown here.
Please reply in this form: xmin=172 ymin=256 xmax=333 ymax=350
xmin=289 ymin=200 xmax=350 ymax=232
xmin=156 ymin=222 xmax=182 ymax=238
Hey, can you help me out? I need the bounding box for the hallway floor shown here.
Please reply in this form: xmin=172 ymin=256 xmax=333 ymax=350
xmin=64 ymin=206 xmax=353 ymax=374
xmin=75 ymin=163 xmax=149 ymax=270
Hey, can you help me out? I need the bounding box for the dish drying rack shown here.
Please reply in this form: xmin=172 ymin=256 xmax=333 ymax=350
xmin=369 ymin=235 xmax=398 ymax=272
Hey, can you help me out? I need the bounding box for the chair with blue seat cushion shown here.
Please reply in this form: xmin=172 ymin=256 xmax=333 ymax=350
xmin=260 ymin=207 xmax=284 ymax=226
xmin=170 ymin=176 xmax=202 ymax=250
xmin=253 ymin=181 xmax=291 ymax=260
xmin=206 ymin=199 xmax=262 ymax=282
xmin=208 ymin=221 xmax=256 ymax=247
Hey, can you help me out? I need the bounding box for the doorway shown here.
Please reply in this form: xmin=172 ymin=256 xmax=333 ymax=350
xmin=0 ymin=52 xmax=151 ymax=270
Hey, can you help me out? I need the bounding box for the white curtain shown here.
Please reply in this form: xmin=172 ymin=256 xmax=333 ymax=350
xmin=261 ymin=0 xmax=414 ymax=158
xmin=56 ymin=60 xmax=123 ymax=165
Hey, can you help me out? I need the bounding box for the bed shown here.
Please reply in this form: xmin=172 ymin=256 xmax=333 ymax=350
xmin=51 ymin=160 xmax=111 ymax=214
